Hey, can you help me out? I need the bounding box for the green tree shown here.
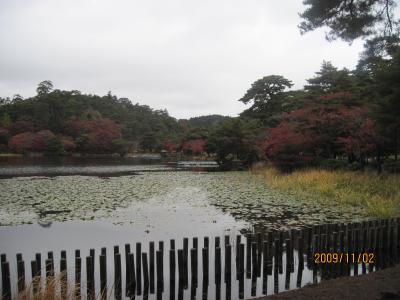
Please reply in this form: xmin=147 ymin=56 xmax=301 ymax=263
xmin=205 ymin=118 xmax=263 ymax=166
xmin=112 ymin=139 xmax=129 ymax=156
xmin=299 ymin=0 xmax=398 ymax=42
xmin=45 ymin=136 xmax=65 ymax=155
xmin=239 ymin=75 xmax=293 ymax=126
xmin=305 ymin=61 xmax=354 ymax=93
xmin=140 ymin=133 xmax=159 ymax=152
xmin=373 ymin=49 xmax=400 ymax=160
xmin=0 ymin=113 xmax=12 ymax=128
xmin=36 ymin=80 xmax=54 ymax=95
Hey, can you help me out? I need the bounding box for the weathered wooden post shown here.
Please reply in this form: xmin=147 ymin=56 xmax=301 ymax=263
xmin=34 ymin=253 xmax=41 ymax=284
xmin=202 ymin=247 xmax=209 ymax=283
xmin=285 ymin=238 xmax=293 ymax=272
xmin=156 ymin=250 xmax=164 ymax=293
xmin=60 ymin=257 xmax=67 ymax=300
xmin=86 ymin=256 xmax=94 ymax=300
xmin=236 ymin=235 xmax=241 ymax=280
xmin=215 ymin=236 xmax=221 ymax=248
xmin=225 ymin=235 xmax=230 ymax=246
xmin=257 ymin=233 xmax=262 ymax=277
xmin=114 ymin=253 xmax=122 ymax=300
xmin=45 ymin=258 xmax=54 ymax=295
xmin=89 ymin=248 xmax=95 ymax=283
xmin=191 ymin=248 xmax=198 ymax=287
xmin=225 ymin=244 xmax=231 ymax=284
xmin=246 ymin=234 xmax=252 ymax=278
xmin=202 ymin=276 xmax=208 ymax=300
xmin=215 ymin=247 xmax=221 ymax=286
xmin=1 ymin=261 xmax=11 ymax=300
xmin=170 ymin=239 xmax=175 ymax=250
xmin=285 ymin=249 xmax=291 ymax=291
xmin=239 ymin=244 xmax=245 ymax=299
xmin=128 ymin=253 xmax=136 ymax=297
xmin=136 ymin=243 xmax=142 ymax=295
xmin=17 ymin=259 xmax=26 ymax=293
xmin=262 ymin=241 xmax=268 ymax=295
xmin=170 ymin=251 xmax=176 ymax=300
xmin=204 ymin=237 xmax=209 ymax=249
xmin=178 ymin=249 xmax=184 ymax=285
xmin=30 ymin=260 xmax=38 ymax=293
xmin=143 ymin=253 xmax=149 ymax=292
xmin=149 ymin=241 xmax=155 ymax=293
xmin=183 ymin=237 xmax=189 ymax=288
xmin=124 ymin=244 xmax=131 ymax=297
xmin=251 ymin=242 xmax=257 ymax=280
xmin=75 ymin=256 xmax=82 ymax=300
xmin=100 ymin=254 xmax=107 ymax=300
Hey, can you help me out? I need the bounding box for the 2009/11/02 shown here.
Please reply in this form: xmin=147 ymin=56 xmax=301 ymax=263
xmin=314 ymin=252 xmax=375 ymax=264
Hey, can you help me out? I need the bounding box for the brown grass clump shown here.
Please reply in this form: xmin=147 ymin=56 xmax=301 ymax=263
xmin=254 ymin=167 xmax=400 ymax=218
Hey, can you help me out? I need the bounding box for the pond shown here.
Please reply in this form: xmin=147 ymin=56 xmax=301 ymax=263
xmin=0 ymin=157 xmax=368 ymax=299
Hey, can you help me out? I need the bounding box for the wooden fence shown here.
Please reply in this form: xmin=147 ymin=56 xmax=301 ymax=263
xmin=1 ymin=218 xmax=400 ymax=300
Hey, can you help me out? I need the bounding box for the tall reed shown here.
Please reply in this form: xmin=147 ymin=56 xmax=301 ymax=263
xmin=255 ymin=167 xmax=400 ymax=218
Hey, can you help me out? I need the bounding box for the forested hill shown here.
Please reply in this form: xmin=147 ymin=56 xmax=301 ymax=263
xmin=0 ymin=81 xmax=229 ymax=155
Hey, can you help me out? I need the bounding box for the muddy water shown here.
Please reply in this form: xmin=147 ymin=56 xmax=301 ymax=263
xmin=0 ymin=159 xmax=369 ymax=298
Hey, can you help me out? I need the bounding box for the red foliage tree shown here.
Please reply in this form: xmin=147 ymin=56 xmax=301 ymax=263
xmin=8 ymin=132 xmax=36 ymax=153
xmin=163 ymin=139 xmax=176 ymax=153
xmin=262 ymin=94 xmax=379 ymax=170
xmin=66 ymin=118 xmax=121 ymax=153
xmin=32 ymin=130 xmax=55 ymax=152
xmin=181 ymin=139 xmax=205 ymax=154
xmin=61 ymin=136 xmax=76 ymax=152
xmin=263 ymin=121 xmax=317 ymax=171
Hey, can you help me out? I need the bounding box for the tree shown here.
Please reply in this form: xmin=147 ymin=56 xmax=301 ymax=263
xmin=305 ymin=61 xmax=354 ymax=93
xmin=239 ymin=75 xmax=293 ymax=126
xmin=205 ymin=118 xmax=263 ymax=166
xmin=60 ymin=136 xmax=76 ymax=152
xmin=0 ymin=128 xmax=9 ymax=145
xmin=140 ymin=133 xmax=159 ymax=152
xmin=112 ymin=139 xmax=129 ymax=156
xmin=8 ymin=132 xmax=35 ymax=153
xmin=45 ymin=136 xmax=65 ymax=155
xmin=263 ymin=121 xmax=317 ymax=171
xmin=33 ymin=130 xmax=55 ymax=152
xmin=0 ymin=113 xmax=12 ymax=128
xmin=372 ymin=48 xmax=400 ymax=160
xmin=36 ymin=80 xmax=54 ymax=95
xmin=299 ymin=0 xmax=399 ymax=42
xmin=163 ymin=139 xmax=176 ymax=153
xmin=181 ymin=139 xmax=205 ymax=154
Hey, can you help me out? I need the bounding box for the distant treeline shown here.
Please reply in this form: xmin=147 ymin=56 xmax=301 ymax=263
xmin=1 ymin=48 xmax=400 ymax=173
xmin=0 ymin=82 xmax=229 ymax=156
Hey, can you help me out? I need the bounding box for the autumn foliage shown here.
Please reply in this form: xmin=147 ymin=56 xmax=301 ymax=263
xmin=163 ymin=139 xmax=176 ymax=153
xmin=181 ymin=139 xmax=205 ymax=154
xmin=263 ymin=93 xmax=380 ymax=171
xmin=64 ymin=117 xmax=121 ymax=153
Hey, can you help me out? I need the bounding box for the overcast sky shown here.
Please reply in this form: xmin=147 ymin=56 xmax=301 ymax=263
xmin=0 ymin=0 xmax=365 ymax=119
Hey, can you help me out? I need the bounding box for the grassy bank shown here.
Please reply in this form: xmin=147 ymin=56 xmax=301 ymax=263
xmin=254 ymin=167 xmax=400 ymax=218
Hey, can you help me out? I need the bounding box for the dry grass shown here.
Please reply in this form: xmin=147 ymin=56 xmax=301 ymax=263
xmin=2 ymin=275 xmax=110 ymax=300
xmin=254 ymin=167 xmax=400 ymax=218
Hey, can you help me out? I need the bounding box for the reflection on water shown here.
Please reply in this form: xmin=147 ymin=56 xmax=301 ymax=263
xmin=0 ymin=156 xmax=172 ymax=177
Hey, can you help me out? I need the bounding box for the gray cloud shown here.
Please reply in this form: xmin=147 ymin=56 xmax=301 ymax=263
xmin=0 ymin=0 xmax=364 ymax=118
